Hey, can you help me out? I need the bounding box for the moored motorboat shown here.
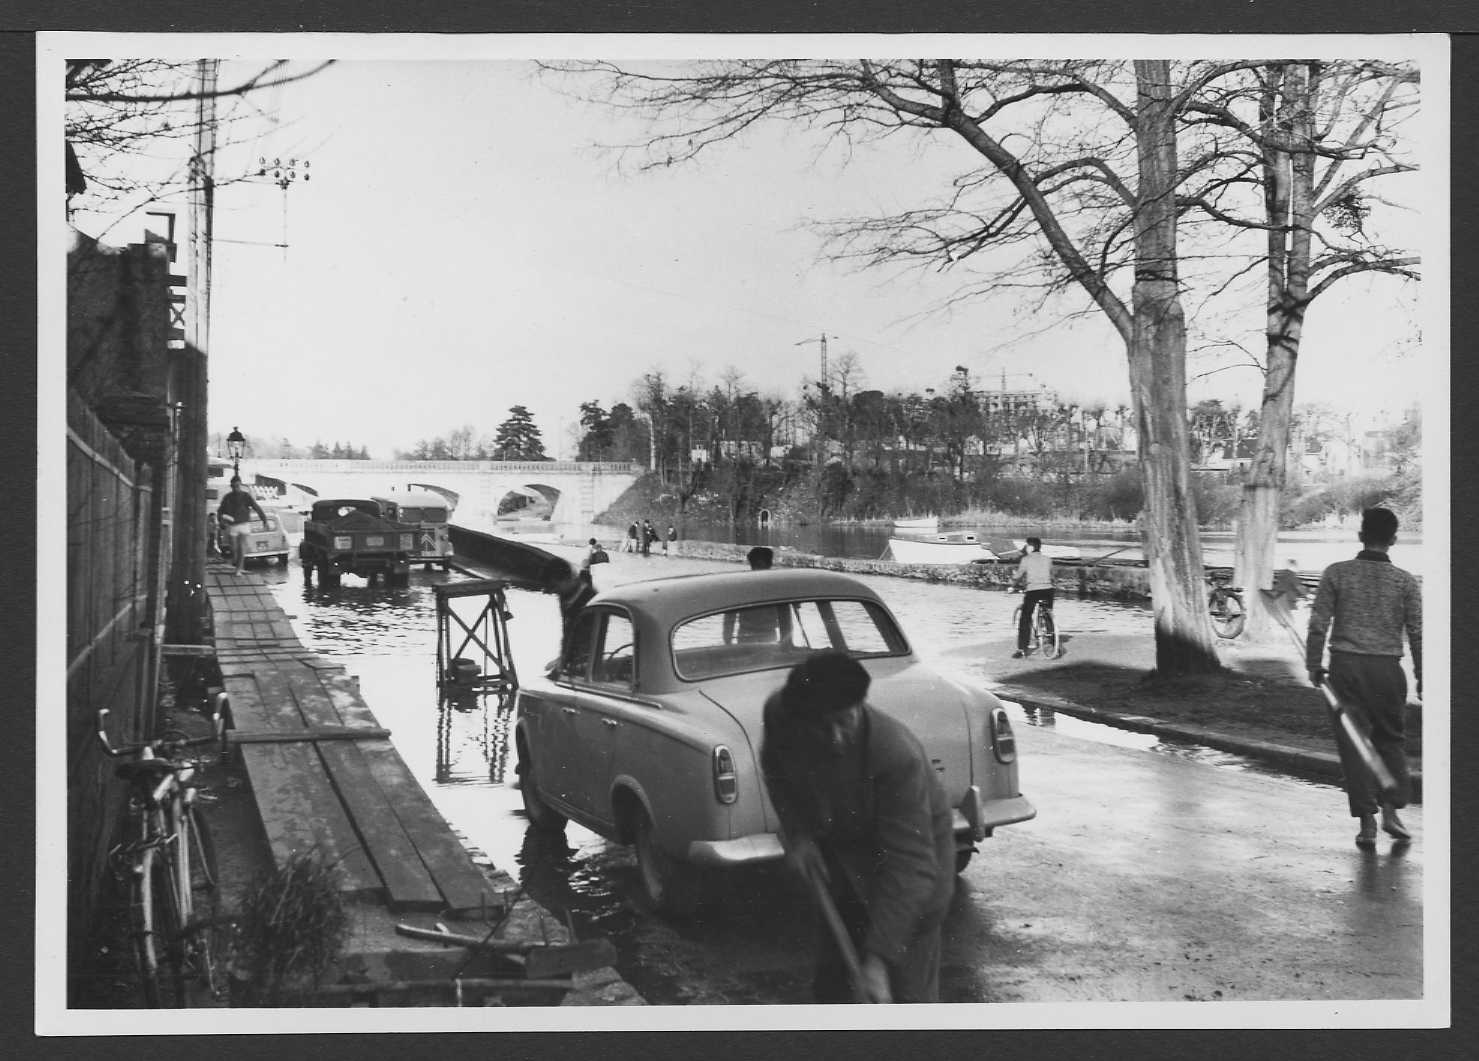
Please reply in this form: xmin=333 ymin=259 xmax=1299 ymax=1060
xmin=886 ymin=533 xmax=997 ymax=565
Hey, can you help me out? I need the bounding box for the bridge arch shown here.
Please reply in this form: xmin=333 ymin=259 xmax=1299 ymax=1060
xmin=243 ymin=459 xmax=643 ymax=528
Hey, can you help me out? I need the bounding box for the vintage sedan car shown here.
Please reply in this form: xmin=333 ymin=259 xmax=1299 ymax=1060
xmin=514 ymin=568 xmax=1036 ymax=911
xmin=213 ymin=509 xmax=291 ymax=566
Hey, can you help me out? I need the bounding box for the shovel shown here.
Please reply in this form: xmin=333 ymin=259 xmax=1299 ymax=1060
xmin=1261 ymin=590 xmax=1400 ymax=799
xmin=801 ymin=861 xmax=872 ymax=1003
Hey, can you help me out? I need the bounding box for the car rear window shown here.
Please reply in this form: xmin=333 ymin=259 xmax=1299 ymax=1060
xmin=671 ymin=598 xmax=907 ymax=680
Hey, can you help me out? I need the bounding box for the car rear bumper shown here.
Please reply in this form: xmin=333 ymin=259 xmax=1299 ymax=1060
xmin=684 ymin=792 xmax=1037 ymax=866
xmin=959 ymin=787 xmax=1037 ymax=841
xmin=685 ymin=833 xmax=784 ymax=866
xmin=981 ymin=793 xmax=1037 ymax=829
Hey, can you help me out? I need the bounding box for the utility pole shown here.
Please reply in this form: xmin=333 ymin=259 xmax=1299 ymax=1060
xmin=166 ymin=57 xmax=218 ymax=646
xmin=258 ymin=155 xmax=312 ymax=261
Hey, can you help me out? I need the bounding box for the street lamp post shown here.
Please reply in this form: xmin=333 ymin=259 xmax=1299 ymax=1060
xmin=226 ymin=425 xmax=246 ymax=479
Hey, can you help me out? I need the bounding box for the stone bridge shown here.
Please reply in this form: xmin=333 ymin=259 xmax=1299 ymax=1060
xmin=242 ymin=459 xmax=644 ymax=527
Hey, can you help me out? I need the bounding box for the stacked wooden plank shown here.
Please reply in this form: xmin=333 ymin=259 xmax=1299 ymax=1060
xmin=206 ymin=568 xmax=496 ymax=914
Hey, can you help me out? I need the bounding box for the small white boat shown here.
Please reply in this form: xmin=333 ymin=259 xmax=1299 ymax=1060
xmin=887 ymin=533 xmax=997 ymax=565
xmin=1011 ymin=539 xmax=1083 ymax=562
xmin=892 ymin=515 xmax=940 ymax=532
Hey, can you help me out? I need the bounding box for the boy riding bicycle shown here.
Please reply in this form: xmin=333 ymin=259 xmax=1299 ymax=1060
xmin=1011 ymin=537 xmax=1054 ymax=658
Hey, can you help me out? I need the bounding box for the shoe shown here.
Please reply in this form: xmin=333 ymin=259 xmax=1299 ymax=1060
xmin=1011 ymin=651 xmax=1025 ymax=659
xmin=1381 ymin=815 xmax=1411 ymax=842
xmin=1355 ymin=828 xmax=1377 ymax=849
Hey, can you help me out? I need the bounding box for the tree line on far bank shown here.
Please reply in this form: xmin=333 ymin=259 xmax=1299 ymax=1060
xmin=573 ymin=364 xmax=1422 ymax=533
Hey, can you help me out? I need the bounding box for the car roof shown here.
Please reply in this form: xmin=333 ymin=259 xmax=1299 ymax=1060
xmin=591 ymin=567 xmax=885 ymax=622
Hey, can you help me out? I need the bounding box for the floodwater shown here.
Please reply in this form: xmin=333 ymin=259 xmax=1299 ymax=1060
xmin=255 ymin=542 xmax=1358 ymax=1004
xmin=585 ymin=517 xmax=1428 ymax=575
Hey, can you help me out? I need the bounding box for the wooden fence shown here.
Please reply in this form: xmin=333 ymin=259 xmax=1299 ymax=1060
xmin=65 ymin=388 xmax=159 ymax=993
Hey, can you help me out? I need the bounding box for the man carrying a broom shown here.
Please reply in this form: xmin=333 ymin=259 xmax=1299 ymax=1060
xmin=1305 ymin=507 xmax=1423 ymax=849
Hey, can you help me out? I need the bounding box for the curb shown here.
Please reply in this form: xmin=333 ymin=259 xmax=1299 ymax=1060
xmin=994 ymin=686 xmax=1423 ymax=803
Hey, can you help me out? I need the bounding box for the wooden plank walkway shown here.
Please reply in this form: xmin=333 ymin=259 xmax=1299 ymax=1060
xmin=206 ymin=565 xmax=497 ymax=914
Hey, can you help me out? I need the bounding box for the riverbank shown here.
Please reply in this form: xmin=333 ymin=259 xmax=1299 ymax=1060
xmin=661 ymin=535 xmax=1155 ymax=597
xmin=634 ymin=537 xmax=1422 ymax=798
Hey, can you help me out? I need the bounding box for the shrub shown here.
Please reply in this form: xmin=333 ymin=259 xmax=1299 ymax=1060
xmin=1189 ymin=474 xmax=1241 ymax=527
xmin=229 ymin=852 xmax=349 ymax=1006
xmin=1083 ymin=469 xmax=1144 ymax=522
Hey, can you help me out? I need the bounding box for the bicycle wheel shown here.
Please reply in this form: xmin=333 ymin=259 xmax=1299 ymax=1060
xmin=1038 ymin=607 xmax=1062 ymax=659
xmin=1011 ymin=604 xmax=1029 ymax=654
xmin=130 ymin=844 xmax=186 ymax=1007
xmin=1210 ymin=590 xmax=1246 ymax=639
xmin=184 ymin=802 xmax=218 ymax=893
xmin=179 ymin=806 xmax=223 ymax=1001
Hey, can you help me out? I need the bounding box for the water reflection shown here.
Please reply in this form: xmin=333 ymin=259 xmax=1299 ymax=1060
xmin=434 ymin=691 xmax=516 ymax=785
xmin=1007 ymin=701 xmax=1337 ymax=789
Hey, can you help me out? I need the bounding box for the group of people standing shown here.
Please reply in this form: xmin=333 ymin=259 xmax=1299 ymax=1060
xmin=620 ymin=518 xmax=675 ymax=556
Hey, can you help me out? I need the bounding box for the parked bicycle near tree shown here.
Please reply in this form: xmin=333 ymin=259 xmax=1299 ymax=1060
xmin=97 ymin=703 xmax=226 ymax=1007
xmin=1207 ymin=571 xmax=1246 ymax=639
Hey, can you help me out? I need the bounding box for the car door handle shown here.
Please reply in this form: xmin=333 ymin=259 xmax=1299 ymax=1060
xmin=601 ymin=717 xmax=619 ymax=728
xmin=562 ymin=706 xmax=579 ymax=716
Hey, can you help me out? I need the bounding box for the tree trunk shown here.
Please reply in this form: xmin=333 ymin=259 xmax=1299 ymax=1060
xmin=1132 ymin=60 xmax=1222 ymax=675
xmin=1237 ymin=63 xmax=1314 ymax=640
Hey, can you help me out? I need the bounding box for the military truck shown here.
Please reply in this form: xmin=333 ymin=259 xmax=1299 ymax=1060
xmin=299 ymin=499 xmax=415 ymax=588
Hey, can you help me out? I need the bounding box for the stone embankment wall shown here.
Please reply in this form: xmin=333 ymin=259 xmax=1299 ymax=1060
xmin=659 ymin=539 xmax=1154 ymax=599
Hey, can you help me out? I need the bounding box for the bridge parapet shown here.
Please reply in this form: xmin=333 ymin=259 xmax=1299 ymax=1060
xmin=243 ymin=459 xmax=643 ymax=527
xmin=251 ymin=459 xmax=644 ymax=475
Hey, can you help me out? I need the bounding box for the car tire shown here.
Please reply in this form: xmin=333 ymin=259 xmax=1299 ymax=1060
xmin=318 ymin=562 xmax=340 ymax=588
xmin=634 ymin=807 xmax=699 ymax=916
xmin=519 ymin=753 xmax=567 ymax=833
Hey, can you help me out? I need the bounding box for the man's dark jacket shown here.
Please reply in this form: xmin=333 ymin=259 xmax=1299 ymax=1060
xmin=761 ymin=696 xmax=955 ymax=966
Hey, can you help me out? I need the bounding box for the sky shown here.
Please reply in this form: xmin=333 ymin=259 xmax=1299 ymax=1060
xmin=52 ymin=37 xmax=1443 ymax=464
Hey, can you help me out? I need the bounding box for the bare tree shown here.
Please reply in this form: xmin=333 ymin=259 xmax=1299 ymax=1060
xmin=65 ymin=58 xmax=335 ymax=231
xmin=1179 ymin=60 xmax=1419 ymax=637
xmin=544 ymin=57 xmax=1222 ymax=672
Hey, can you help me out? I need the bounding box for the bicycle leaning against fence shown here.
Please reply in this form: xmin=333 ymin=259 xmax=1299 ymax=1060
xmin=1010 ymin=589 xmax=1063 ymax=660
xmin=97 ymin=700 xmax=227 ymax=1007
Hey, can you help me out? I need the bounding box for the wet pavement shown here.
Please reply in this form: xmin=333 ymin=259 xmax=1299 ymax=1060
xmin=247 ymin=545 xmax=1428 ymax=1011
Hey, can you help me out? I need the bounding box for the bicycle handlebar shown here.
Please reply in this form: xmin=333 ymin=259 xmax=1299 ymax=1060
xmin=96 ymin=706 xmax=226 ymax=760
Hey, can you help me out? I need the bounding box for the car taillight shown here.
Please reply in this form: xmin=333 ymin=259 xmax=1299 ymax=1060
xmin=712 ymin=745 xmax=738 ymax=804
xmin=400 ymin=533 xmax=414 ymax=550
xmin=991 ymin=707 xmax=1018 ymax=764
xmin=333 ymin=536 xmax=352 ymax=550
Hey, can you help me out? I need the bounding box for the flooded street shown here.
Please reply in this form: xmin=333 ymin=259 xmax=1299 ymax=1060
xmin=255 ymin=547 xmax=1422 ymax=1008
